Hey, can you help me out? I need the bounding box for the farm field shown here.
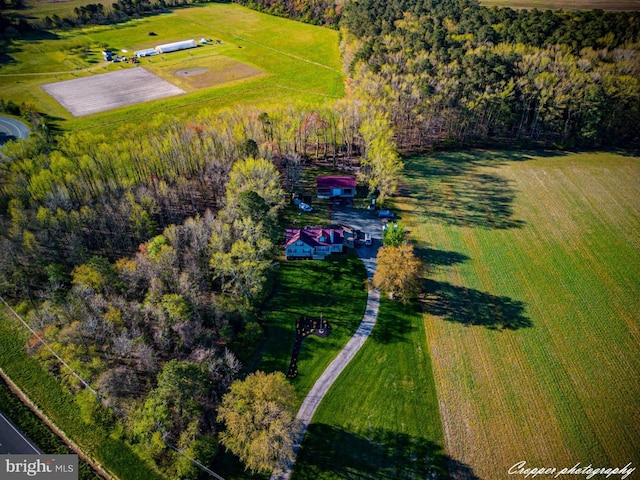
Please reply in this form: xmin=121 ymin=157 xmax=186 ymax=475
xmin=41 ymin=68 xmax=185 ymax=116
xmin=479 ymin=0 xmax=640 ymax=10
xmin=0 ymin=3 xmax=343 ymax=131
xmin=394 ymin=151 xmax=640 ymax=479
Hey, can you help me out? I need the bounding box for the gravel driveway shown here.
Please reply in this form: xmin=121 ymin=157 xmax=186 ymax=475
xmin=332 ymin=204 xmax=384 ymax=278
xmin=271 ymin=203 xmax=383 ymax=480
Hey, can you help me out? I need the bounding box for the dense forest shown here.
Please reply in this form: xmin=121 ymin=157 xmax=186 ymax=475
xmin=340 ymin=0 xmax=640 ymax=149
xmin=1 ymin=0 xmax=640 ymax=477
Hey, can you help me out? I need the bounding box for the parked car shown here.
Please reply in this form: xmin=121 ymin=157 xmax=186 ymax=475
xmin=299 ymin=202 xmax=313 ymax=212
xmin=364 ymin=233 xmax=372 ymax=246
xmin=378 ymin=209 xmax=394 ymax=218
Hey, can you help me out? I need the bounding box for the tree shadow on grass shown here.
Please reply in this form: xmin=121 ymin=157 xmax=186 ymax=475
xmin=424 ymin=279 xmax=531 ymax=330
xmin=414 ymin=246 xmax=470 ymax=274
xmin=425 ymin=171 xmax=525 ymax=230
xmin=294 ymin=424 xmax=480 ymax=479
xmin=402 ymin=151 xmax=538 ymax=230
xmin=370 ymin=298 xmax=419 ymax=344
xmin=0 ymin=30 xmax=60 ymax=66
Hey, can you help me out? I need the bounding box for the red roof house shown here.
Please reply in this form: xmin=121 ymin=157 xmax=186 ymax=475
xmin=285 ymin=226 xmax=344 ymax=260
xmin=317 ymin=176 xmax=356 ymax=199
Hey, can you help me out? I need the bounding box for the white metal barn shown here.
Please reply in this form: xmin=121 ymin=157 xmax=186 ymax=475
xmin=134 ymin=48 xmax=158 ymax=58
xmin=155 ymin=39 xmax=197 ymax=54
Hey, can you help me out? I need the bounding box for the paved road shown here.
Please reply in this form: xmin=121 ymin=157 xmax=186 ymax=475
xmin=0 ymin=116 xmax=30 ymax=145
xmin=0 ymin=410 xmax=41 ymax=454
xmin=271 ymin=206 xmax=383 ymax=480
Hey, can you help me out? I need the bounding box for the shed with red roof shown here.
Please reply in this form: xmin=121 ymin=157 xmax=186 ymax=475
xmin=316 ymin=176 xmax=356 ymax=199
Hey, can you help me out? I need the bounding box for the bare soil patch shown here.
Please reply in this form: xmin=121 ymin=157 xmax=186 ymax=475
xmin=41 ymin=68 xmax=185 ymax=117
xmin=175 ymin=68 xmax=208 ymax=77
xmin=153 ymin=56 xmax=265 ymax=91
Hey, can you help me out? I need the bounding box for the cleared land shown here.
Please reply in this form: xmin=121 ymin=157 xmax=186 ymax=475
xmin=293 ymin=299 xmax=447 ymax=479
xmin=152 ymin=53 xmax=264 ymax=91
xmin=0 ymin=3 xmax=343 ymax=130
xmin=394 ymin=151 xmax=640 ymax=480
xmin=256 ymin=252 xmax=368 ymax=406
xmin=41 ymin=68 xmax=185 ymax=116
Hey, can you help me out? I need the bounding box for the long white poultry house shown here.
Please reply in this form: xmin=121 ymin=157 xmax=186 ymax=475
xmin=155 ymin=40 xmax=197 ymax=54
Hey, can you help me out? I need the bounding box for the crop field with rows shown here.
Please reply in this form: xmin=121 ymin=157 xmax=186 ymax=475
xmin=395 ymin=151 xmax=640 ymax=479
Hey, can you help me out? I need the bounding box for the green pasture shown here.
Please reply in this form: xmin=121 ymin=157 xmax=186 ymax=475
xmin=293 ymin=298 xmax=447 ymax=479
xmin=0 ymin=3 xmax=343 ymax=131
xmin=393 ymin=150 xmax=640 ymax=479
xmin=4 ymin=0 xmax=107 ymax=21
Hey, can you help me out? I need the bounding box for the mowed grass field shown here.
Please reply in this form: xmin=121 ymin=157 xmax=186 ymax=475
xmin=394 ymin=151 xmax=640 ymax=479
xmin=0 ymin=3 xmax=343 ymax=130
xmin=256 ymin=251 xmax=368 ymax=406
xmin=293 ymin=299 xmax=449 ymax=479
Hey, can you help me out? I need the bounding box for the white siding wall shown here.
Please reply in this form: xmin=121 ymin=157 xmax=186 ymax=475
xmin=286 ymin=244 xmax=313 ymax=258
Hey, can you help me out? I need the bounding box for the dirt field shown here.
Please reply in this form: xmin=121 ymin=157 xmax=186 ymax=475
xmin=145 ymin=54 xmax=265 ymax=92
xmin=40 ymin=68 xmax=185 ymax=117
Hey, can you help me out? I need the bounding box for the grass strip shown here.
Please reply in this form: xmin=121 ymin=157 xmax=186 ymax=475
xmin=0 ymin=376 xmax=101 ymax=480
xmin=292 ymin=297 xmax=448 ymax=479
xmin=0 ymin=309 xmax=165 ymax=480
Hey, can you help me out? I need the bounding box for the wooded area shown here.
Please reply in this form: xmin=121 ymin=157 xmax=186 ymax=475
xmin=1 ymin=0 xmax=639 ymax=477
xmin=0 ymin=101 xmax=398 ymax=477
xmin=341 ymin=0 xmax=640 ymax=149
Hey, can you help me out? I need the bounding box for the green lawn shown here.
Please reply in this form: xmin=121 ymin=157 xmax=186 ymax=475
xmin=0 ymin=3 xmax=343 ymax=132
xmin=256 ymin=251 xmax=368 ymax=405
xmin=293 ymin=298 xmax=448 ymax=479
xmin=394 ymin=150 xmax=640 ymax=479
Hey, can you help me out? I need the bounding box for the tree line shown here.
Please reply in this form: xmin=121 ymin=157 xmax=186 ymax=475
xmin=340 ymin=0 xmax=640 ymax=149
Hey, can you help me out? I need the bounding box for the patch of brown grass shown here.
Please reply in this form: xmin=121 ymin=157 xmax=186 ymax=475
xmin=147 ymin=53 xmax=264 ymax=92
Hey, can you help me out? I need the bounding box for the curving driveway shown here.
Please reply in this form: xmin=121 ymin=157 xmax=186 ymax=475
xmin=271 ymin=206 xmax=384 ymax=480
xmin=0 ymin=116 xmax=30 ymax=145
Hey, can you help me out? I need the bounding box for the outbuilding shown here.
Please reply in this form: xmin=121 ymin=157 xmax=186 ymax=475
xmin=317 ymin=176 xmax=356 ymax=199
xmin=155 ymin=39 xmax=197 ymax=54
xmin=134 ymin=48 xmax=158 ymax=58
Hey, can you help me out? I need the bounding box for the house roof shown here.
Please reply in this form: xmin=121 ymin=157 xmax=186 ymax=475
xmin=285 ymin=227 xmax=344 ymax=248
xmin=316 ymin=176 xmax=356 ymax=190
